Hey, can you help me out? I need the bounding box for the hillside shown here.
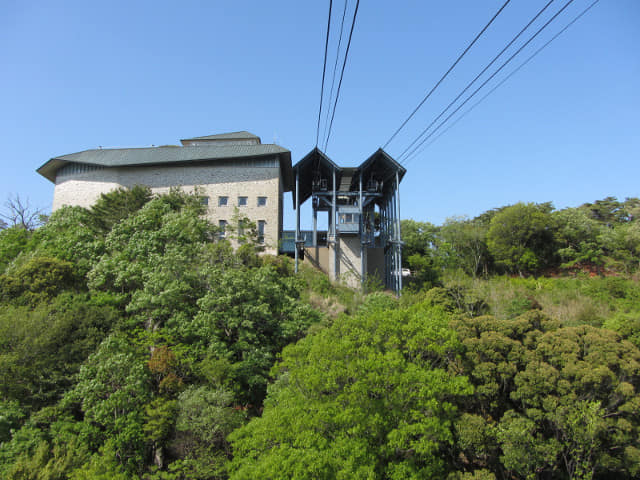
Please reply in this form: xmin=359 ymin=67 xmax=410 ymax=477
xmin=0 ymin=189 xmax=638 ymax=479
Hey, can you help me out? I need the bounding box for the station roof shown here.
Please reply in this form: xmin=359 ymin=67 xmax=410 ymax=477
xmin=180 ymin=131 xmax=260 ymax=143
xmin=291 ymin=147 xmax=405 ymax=206
xmin=37 ymin=141 xmax=293 ymax=191
xmin=359 ymin=148 xmax=406 ymax=194
xmin=292 ymin=147 xmax=342 ymax=206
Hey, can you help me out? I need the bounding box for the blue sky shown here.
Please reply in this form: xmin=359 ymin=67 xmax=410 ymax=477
xmin=1 ymin=0 xmax=638 ymax=228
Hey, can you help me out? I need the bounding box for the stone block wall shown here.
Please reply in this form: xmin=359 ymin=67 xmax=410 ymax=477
xmin=53 ymin=161 xmax=284 ymax=254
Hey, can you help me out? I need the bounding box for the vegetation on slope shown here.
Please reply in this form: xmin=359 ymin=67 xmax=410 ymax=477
xmin=0 ymin=191 xmax=638 ymax=479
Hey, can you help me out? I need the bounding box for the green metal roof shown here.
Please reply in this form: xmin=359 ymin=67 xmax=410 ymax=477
xmin=181 ymin=131 xmax=260 ymax=142
xmin=37 ymin=143 xmax=293 ymax=191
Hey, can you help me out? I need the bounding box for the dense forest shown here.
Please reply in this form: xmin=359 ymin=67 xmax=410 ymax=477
xmin=0 ymin=188 xmax=638 ymax=479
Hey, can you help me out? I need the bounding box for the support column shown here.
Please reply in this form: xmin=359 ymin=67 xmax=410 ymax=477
xmin=332 ymin=168 xmax=338 ymax=281
xmin=359 ymin=171 xmax=365 ymax=287
xmin=395 ymin=172 xmax=402 ymax=294
xmin=383 ymin=201 xmax=389 ymax=289
xmin=295 ymin=169 xmax=300 ymax=274
xmin=312 ymin=198 xmax=318 ymax=271
xmin=391 ymin=193 xmax=397 ymax=293
xmin=313 ymin=201 xmax=317 ymax=247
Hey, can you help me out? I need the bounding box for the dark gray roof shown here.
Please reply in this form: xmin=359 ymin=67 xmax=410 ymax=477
xmin=359 ymin=148 xmax=406 ymax=185
xmin=293 ymin=148 xmax=342 ymax=207
xmin=181 ymin=131 xmax=260 ymax=142
xmin=291 ymin=147 xmax=404 ymax=207
xmin=37 ymin=143 xmax=293 ymax=191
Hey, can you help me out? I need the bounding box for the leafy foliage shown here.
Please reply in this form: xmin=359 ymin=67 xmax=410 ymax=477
xmin=486 ymin=202 xmax=556 ymax=275
xmin=1 ymin=190 xmax=640 ymax=478
xmin=180 ymin=265 xmax=320 ymax=406
xmin=0 ymin=226 xmax=30 ymax=273
xmin=451 ymin=311 xmax=640 ymax=479
xmin=229 ymin=299 xmax=473 ymax=479
xmin=64 ymin=334 xmax=153 ymax=474
xmin=553 ymin=207 xmax=605 ymax=269
xmin=439 ymin=216 xmax=491 ymax=277
xmin=29 ymin=205 xmax=105 ymax=276
xmin=0 ymin=256 xmax=78 ymax=305
xmin=88 ymin=185 xmax=153 ymax=233
xmin=0 ymin=294 xmax=118 ymax=411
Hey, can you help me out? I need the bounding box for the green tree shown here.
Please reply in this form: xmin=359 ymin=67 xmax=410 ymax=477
xmin=452 ymin=312 xmax=640 ymax=479
xmin=88 ymin=191 xmax=212 ymax=293
xmin=400 ymin=220 xmax=440 ymax=289
xmin=29 ymin=206 xmax=105 ymax=277
xmin=553 ymin=207 xmax=604 ymax=270
xmin=229 ymin=297 xmax=472 ymax=479
xmin=0 ymin=401 xmax=24 ymax=444
xmin=88 ymin=185 xmax=153 ymax=233
xmin=439 ymin=216 xmax=491 ymax=277
xmin=623 ymin=197 xmax=640 ymax=221
xmin=401 ymin=219 xmax=438 ymax=258
xmin=580 ymin=196 xmax=628 ymax=225
xmin=64 ymin=334 xmax=152 ymax=474
xmin=0 ymin=294 xmax=119 ymax=410
xmin=599 ymin=222 xmax=640 ymax=274
xmin=0 ymin=256 xmax=77 ymax=305
xmin=486 ymin=202 xmax=556 ymax=275
xmin=0 ymin=226 xmax=30 ymax=273
xmin=176 ymin=264 xmax=320 ymax=406
xmin=88 ymin=191 xmax=214 ymax=328
xmin=164 ymin=386 xmax=245 ymax=479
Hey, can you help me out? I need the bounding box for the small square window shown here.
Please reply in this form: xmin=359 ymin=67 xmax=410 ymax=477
xmin=200 ymin=196 xmax=209 ymax=206
xmin=238 ymin=196 xmax=248 ymax=206
xmin=257 ymin=196 xmax=267 ymax=207
xmin=218 ymin=220 xmax=227 ymax=239
xmin=218 ymin=196 xmax=228 ymax=207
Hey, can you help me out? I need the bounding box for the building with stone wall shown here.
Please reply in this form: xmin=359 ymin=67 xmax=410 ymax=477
xmin=36 ymin=132 xmax=293 ymax=254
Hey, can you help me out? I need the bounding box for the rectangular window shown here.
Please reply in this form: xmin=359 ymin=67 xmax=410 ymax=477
xmin=257 ymin=220 xmax=265 ymax=244
xmin=238 ymin=219 xmax=245 ymax=243
xmin=200 ymin=196 xmax=209 ymax=206
xmin=339 ymin=213 xmax=358 ymax=224
xmin=238 ymin=196 xmax=248 ymax=206
xmin=218 ymin=196 xmax=228 ymax=207
xmin=218 ymin=220 xmax=227 ymax=239
xmin=257 ymin=196 xmax=267 ymax=207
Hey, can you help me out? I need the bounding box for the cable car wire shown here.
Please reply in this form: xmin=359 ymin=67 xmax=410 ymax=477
xmin=396 ymin=0 xmax=557 ymax=161
xmin=316 ymin=0 xmax=333 ymax=147
xmin=323 ymin=0 xmax=360 ymax=151
xmin=321 ymin=0 xmax=349 ymax=147
xmin=402 ymin=0 xmax=577 ymax=165
xmin=382 ymin=0 xmax=512 ymax=150
xmin=411 ymin=0 xmax=601 ymax=159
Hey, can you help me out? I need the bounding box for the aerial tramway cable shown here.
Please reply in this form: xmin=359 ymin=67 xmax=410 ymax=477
xmin=410 ymin=0 xmax=602 ymax=158
xmin=396 ymin=0 xmax=557 ymax=162
xmin=323 ymin=0 xmax=360 ymax=152
xmin=315 ymin=0 xmax=333 ymax=147
xmin=401 ymin=0 xmax=578 ymax=166
xmin=321 ymin=0 xmax=349 ymax=148
xmin=382 ymin=0 xmax=513 ymax=150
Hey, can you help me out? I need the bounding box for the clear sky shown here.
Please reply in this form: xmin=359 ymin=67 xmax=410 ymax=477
xmin=1 ymin=0 xmax=638 ymax=229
